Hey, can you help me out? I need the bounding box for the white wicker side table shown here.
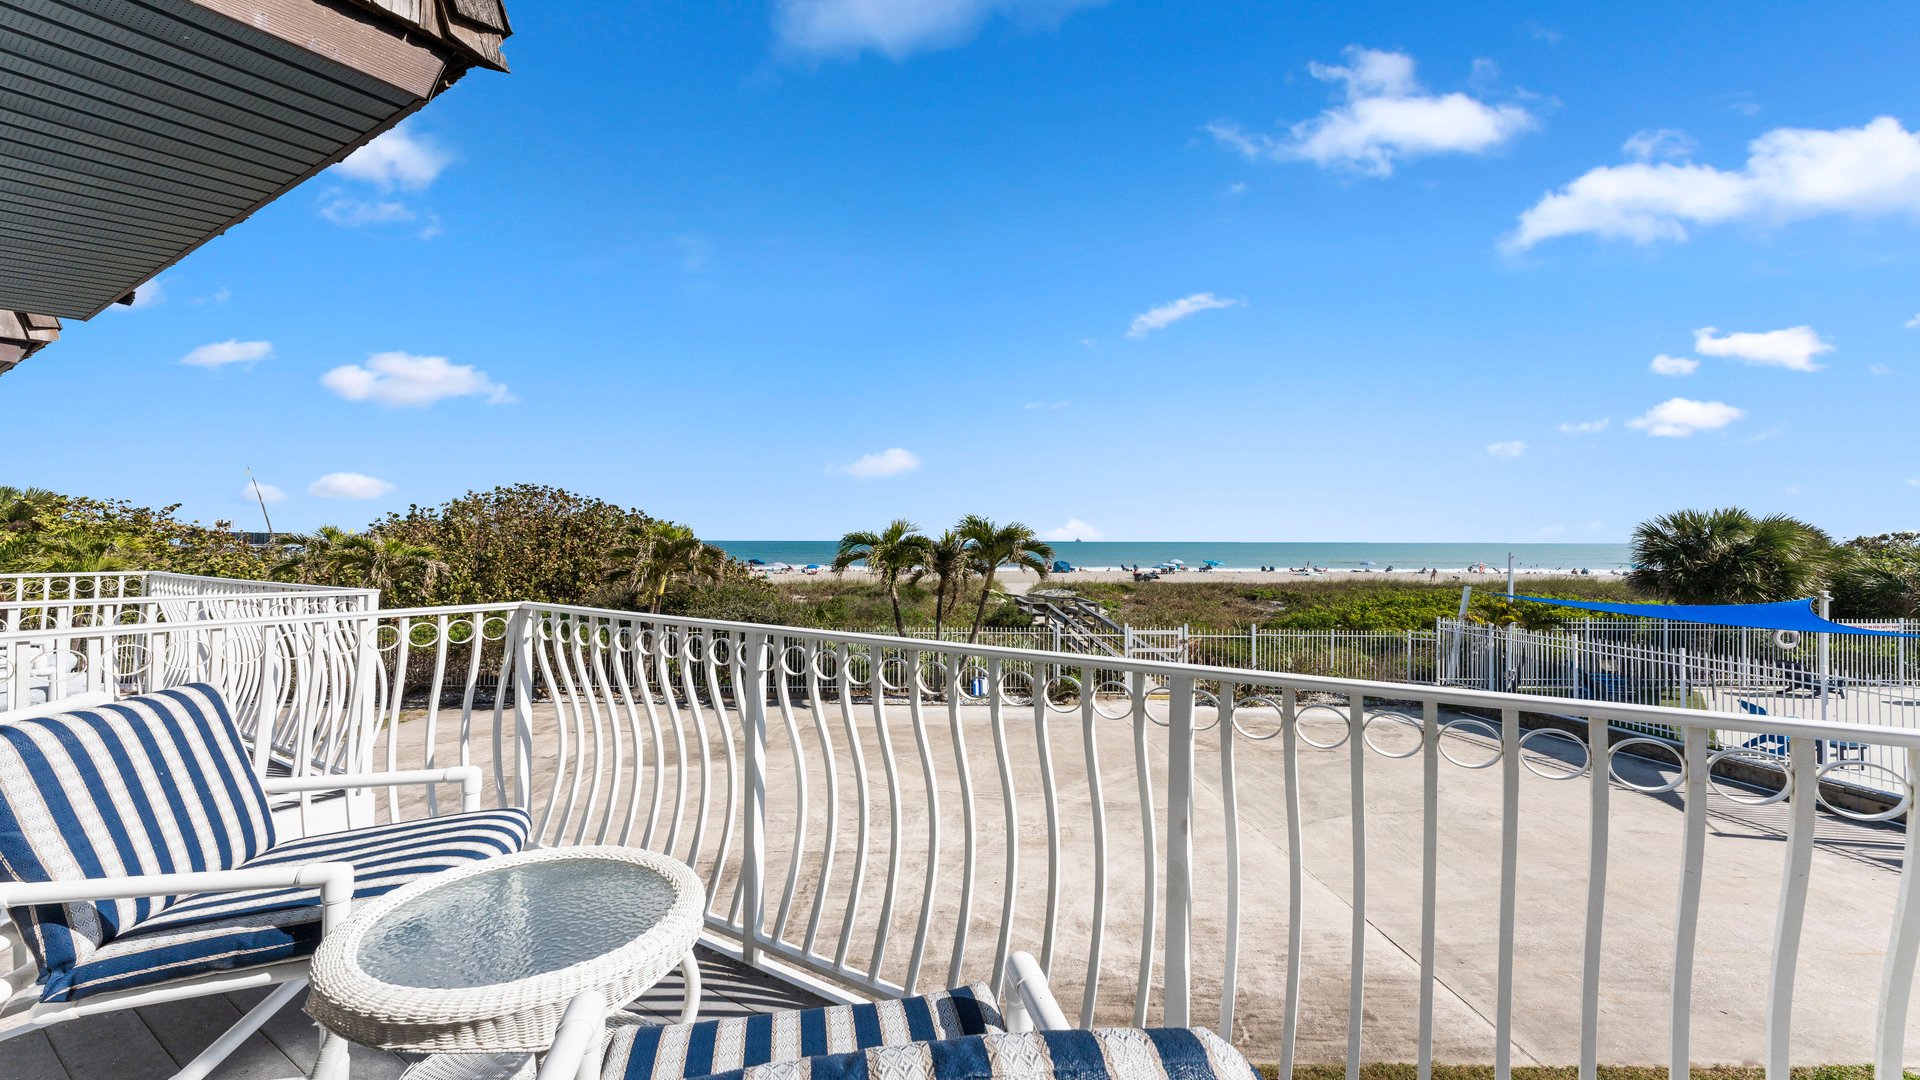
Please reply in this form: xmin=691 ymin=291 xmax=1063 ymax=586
xmin=306 ymin=845 xmax=705 ymax=1079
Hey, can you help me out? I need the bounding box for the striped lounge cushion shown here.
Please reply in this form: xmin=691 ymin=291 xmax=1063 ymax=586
xmin=605 ymin=984 xmax=1005 ymax=1080
xmin=677 ymin=1028 xmax=1259 ymax=1080
xmin=45 ymin=807 xmax=531 ymax=1002
xmin=0 ymin=684 xmax=274 ymax=1001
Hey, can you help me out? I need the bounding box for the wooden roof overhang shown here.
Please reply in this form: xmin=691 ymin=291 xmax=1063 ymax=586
xmin=0 ymin=0 xmax=510 ymax=373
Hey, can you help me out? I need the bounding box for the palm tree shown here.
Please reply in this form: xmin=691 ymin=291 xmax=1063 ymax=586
xmin=33 ymin=534 xmax=135 ymax=574
xmin=334 ymin=534 xmax=447 ymax=604
xmin=1629 ymin=508 xmax=1833 ymax=604
xmin=606 ymin=520 xmax=718 ymax=613
xmin=956 ymin=515 xmax=1054 ymax=642
xmin=0 ymin=487 xmax=59 ymax=569
xmin=833 ymin=519 xmax=930 ymax=636
xmin=272 ymin=526 xmax=445 ymax=603
xmin=0 ymin=486 xmax=57 ymax=529
xmin=914 ymin=529 xmax=971 ymax=641
xmin=270 ymin=525 xmax=357 ymax=583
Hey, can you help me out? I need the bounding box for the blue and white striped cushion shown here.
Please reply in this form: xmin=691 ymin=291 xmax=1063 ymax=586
xmin=678 ymin=1028 xmax=1258 ymax=1080
xmin=45 ymin=807 xmax=531 ymax=1002
xmin=0 ymin=684 xmax=273 ymax=998
xmin=606 ymin=984 xmax=1005 ymax=1080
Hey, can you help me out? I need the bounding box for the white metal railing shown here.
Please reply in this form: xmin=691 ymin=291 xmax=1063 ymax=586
xmin=10 ymin=596 xmax=1920 ymax=1073
xmin=0 ymin=572 xmax=373 ymax=714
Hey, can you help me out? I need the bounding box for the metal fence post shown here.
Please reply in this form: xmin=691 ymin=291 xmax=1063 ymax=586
xmin=1164 ymin=673 xmax=1197 ymax=1026
xmin=741 ymin=630 xmax=771 ymax=967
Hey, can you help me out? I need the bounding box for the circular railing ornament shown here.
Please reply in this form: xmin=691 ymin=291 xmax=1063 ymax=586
xmin=1519 ymin=728 xmax=1589 ymax=780
xmin=1230 ymin=696 xmax=1286 ymax=741
xmin=1295 ymin=702 xmax=1352 ymax=750
xmin=1043 ymin=674 xmax=1082 ymax=713
xmin=1438 ymin=718 xmax=1502 ymax=769
xmin=1362 ymin=711 xmax=1424 ymax=759
xmin=1705 ymin=748 xmax=1793 ymax=806
xmin=1815 ymin=760 xmax=1914 ymax=822
xmin=1607 ymin=737 xmax=1686 ymax=793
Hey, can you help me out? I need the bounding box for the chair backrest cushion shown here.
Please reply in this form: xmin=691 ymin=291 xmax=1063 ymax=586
xmin=0 ymin=683 xmax=274 ymax=1000
xmin=674 ymin=1028 xmax=1259 ymax=1080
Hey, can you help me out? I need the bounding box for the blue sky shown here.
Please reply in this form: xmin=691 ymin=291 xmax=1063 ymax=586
xmin=14 ymin=1 xmax=1920 ymax=543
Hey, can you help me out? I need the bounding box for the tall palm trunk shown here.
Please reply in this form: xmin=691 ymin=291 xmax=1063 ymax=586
xmin=887 ymin=574 xmax=907 ymax=637
xmin=968 ymin=568 xmax=998 ymax=643
xmin=932 ymin=578 xmax=948 ymax=641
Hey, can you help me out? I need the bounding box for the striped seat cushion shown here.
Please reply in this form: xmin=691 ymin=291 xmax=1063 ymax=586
xmin=676 ymin=1028 xmax=1258 ymax=1080
xmin=0 ymin=684 xmax=274 ymax=1001
xmin=47 ymin=807 xmax=531 ymax=1002
xmin=605 ymin=984 xmax=1005 ymax=1080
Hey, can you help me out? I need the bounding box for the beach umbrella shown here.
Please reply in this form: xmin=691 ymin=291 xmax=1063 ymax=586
xmin=1359 ymin=560 xmax=1376 ymax=567
xmin=804 ymin=563 xmax=821 ymax=570
xmin=1203 ymin=560 xmax=1223 ymax=567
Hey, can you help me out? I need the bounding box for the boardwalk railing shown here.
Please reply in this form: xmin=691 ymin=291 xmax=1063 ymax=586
xmin=5 ymin=598 xmax=1920 ymax=1077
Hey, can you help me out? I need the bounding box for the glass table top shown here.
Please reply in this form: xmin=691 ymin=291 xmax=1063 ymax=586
xmin=356 ymin=856 xmax=681 ymax=990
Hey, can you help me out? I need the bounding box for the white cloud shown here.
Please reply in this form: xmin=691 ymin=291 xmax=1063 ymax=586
xmin=319 ymin=191 xmax=416 ymax=228
xmin=1908 ymin=478 xmax=1919 ymax=487
xmin=1870 ymin=364 xmax=1894 ymax=375
xmin=1693 ymin=325 xmax=1832 ymax=372
xmin=773 ymin=0 xmax=1102 ymax=60
xmin=1508 ymin=116 xmax=1920 ymax=249
xmin=1905 ymin=314 xmax=1920 ymax=328
xmin=181 ymin=339 xmax=273 ymax=368
xmin=1558 ymin=418 xmax=1609 ymax=434
xmin=308 ymin=472 xmax=394 ymax=500
xmin=321 ymin=351 xmax=515 ymax=407
xmin=242 ymin=479 xmax=286 ymax=505
xmin=1650 ymin=353 xmax=1699 ymax=376
xmin=190 ymin=286 xmax=232 ymax=305
xmin=1126 ymin=292 xmax=1238 ymax=338
xmin=1208 ymin=47 xmax=1536 ymax=177
xmin=1627 ymin=397 xmax=1744 ymax=437
xmin=1622 ymin=128 xmax=1697 ymax=162
xmin=1485 ymin=440 xmax=1526 ymax=459
xmin=333 ymin=125 xmax=452 ymax=191
xmin=1042 ymin=518 xmax=1103 ymax=541
xmin=835 ymin=447 xmax=921 ymax=479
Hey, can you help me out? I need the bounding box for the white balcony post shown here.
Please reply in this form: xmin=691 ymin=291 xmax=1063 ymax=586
xmin=1163 ymin=672 xmax=1197 ymax=1026
xmin=508 ymin=607 xmax=536 ymax=810
xmin=253 ymin=624 xmax=280 ymax=777
xmin=741 ymin=630 xmax=771 ymax=966
xmin=348 ymin=613 xmax=380 ymax=775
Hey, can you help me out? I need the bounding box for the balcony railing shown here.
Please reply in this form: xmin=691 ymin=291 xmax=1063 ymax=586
xmin=3 ymin=592 xmax=1919 ymax=1077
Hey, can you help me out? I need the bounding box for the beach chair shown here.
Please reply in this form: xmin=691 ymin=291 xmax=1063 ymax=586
xmin=532 ymin=952 xmax=1258 ymax=1080
xmin=0 ymin=683 xmax=532 ymax=1079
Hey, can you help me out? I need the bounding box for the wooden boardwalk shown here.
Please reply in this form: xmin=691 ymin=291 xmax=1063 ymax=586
xmin=3 ymin=947 xmax=827 ymax=1080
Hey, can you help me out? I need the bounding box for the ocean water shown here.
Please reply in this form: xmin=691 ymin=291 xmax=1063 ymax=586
xmin=709 ymin=541 xmax=1633 ymax=572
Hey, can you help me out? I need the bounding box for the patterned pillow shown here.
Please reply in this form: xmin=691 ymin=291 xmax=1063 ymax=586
xmin=676 ymin=1028 xmax=1259 ymax=1080
xmin=0 ymin=684 xmax=273 ymax=1001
